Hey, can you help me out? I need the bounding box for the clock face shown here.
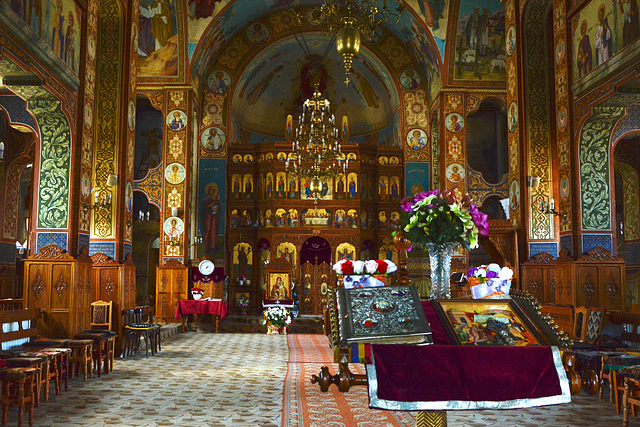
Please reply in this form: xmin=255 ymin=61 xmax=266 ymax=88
xmin=198 ymin=260 xmax=215 ymax=276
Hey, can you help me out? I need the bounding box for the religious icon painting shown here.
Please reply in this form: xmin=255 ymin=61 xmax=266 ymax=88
xmin=266 ymin=152 xmax=274 ymax=162
xmin=506 ymin=26 xmax=516 ymax=57
xmin=362 ymin=24 xmax=384 ymax=44
xmin=265 ymin=173 xmax=274 ymax=199
xmin=232 ymin=155 xmax=242 ymax=164
xmin=556 ymin=40 xmax=566 ymax=63
xmin=289 ymin=209 xmax=299 ymax=227
xmin=277 ymin=152 xmax=287 ymax=161
xmin=243 ymin=154 xmax=253 ymax=164
xmin=81 ymin=173 xmax=91 ymax=198
xmin=446 ymin=163 xmax=465 ymax=183
xmin=233 ymin=243 xmax=253 ymax=279
xmin=347 ymin=209 xmax=358 ymax=228
xmin=336 ymin=242 xmax=356 ymax=261
xmin=445 ymin=113 xmax=464 ymax=133
xmin=389 ymin=156 xmax=399 ymax=165
xmin=275 ymin=172 xmax=287 ymax=199
xmin=277 ymin=242 xmax=296 ymax=266
xmin=163 ymin=217 xmax=184 ymax=238
xmin=128 ymin=100 xmax=136 ymax=131
xmin=361 ymin=210 xmax=368 ymax=228
xmin=243 ymin=174 xmax=253 ymax=200
xmin=275 ymin=208 xmax=287 ymax=227
xmin=379 ymin=211 xmax=389 ymax=229
xmin=378 ymin=176 xmax=389 ymax=202
xmin=347 ymin=173 xmax=358 ymax=199
xmin=508 ymin=102 xmax=518 ymax=132
xmin=379 ymin=156 xmax=389 ymax=165
xmin=406 ymin=128 xmax=428 ymax=150
xmin=265 ymin=209 xmax=273 ymax=227
xmin=125 ymin=182 xmax=133 ymax=213
xmin=560 ymin=178 xmax=570 ymax=198
xmin=246 ymin=22 xmax=270 ymax=45
xmin=268 ymin=273 xmax=290 ymax=300
xmin=400 ymin=68 xmax=421 ymax=90
xmin=231 ymin=174 xmax=243 ymax=199
xmin=287 ymin=174 xmax=298 ymax=199
xmin=389 ymin=176 xmax=400 ymax=201
xmin=411 ymin=184 xmax=425 ymax=195
xmin=306 ymin=7 xmax=325 ymax=26
xmin=510 ymin=180 xmax=520 ymax=211
xmin=165 ymin=163 xmax=186 ymax=185
xmin=347 ymin=152 xmax=357 ymax=161
xmin=207 ymin=69 xmax=231 ymax=94
xmin=558 ymin=107 xmax=567 ymax=130
xmin=167 ymin=110 xmax=187 ymax=131
xmin=201 ymin=126 xmax=226 ymax=152
xmin=257 ymin=153 xmax=265 ymax=163
xmin=390 ymin=211 xmax=400 ymax=229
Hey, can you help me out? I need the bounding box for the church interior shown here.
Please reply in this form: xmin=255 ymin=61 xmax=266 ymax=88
xmin=1 ymin=0 xmax=640 ymax=425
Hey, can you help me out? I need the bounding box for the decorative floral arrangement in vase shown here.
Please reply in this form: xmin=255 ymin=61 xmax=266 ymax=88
xmin=467 ymin=264 xmax=514 ymax=299
xmin=191 ymin=287 xmax=204 ymax=300
xmin=262 ymin=306 xmax=291 ymax=334
xmin=237 ymin=295 xmax=250 ymax=308
xmin=400 ymin=189 xmax=489 ymax=299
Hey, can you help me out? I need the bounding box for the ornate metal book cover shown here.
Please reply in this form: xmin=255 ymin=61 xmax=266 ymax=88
xmin=336 ymin=286 xmax=432 ymax=345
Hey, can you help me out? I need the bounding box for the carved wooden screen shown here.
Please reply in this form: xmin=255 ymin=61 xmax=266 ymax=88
xmin=300 ymin=261 xmax=333 ymax=316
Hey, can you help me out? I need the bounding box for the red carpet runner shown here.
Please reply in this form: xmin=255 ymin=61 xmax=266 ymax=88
xmin=283 ymin=334 xmax=415 ymax=426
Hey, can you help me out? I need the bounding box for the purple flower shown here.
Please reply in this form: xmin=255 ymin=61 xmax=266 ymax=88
xmin=413 ymin=189 xmax=439 ymax=204
xmin=469 ymin=204 xmax=489 ymax=237
xmin=486 ymin=270 xmax=498 ymax=279
xmin=467 ymin=267 xmax=478 ymax=276
xmin=400 ymin=196 xmax=414 ymax=212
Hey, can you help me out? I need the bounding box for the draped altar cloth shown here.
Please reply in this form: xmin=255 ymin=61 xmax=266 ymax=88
xmin=366 ymin=301 xmax=571 ymax=411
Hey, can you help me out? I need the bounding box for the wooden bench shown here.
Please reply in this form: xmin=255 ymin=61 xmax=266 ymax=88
xmin=0 ymin=309 xmax=42 ymax=350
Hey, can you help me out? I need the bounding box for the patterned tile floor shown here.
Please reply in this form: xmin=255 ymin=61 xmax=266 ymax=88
xmin=4 ymin=331 xmax=632 ymax=426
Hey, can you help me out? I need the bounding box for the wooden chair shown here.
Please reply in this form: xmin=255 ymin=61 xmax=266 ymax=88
xmin=573 ymin=306 xmax=589 ymax=341
xmin=66 ymin=340 xmax=93 ymax=381
xmin=121 ymin=309 xmax=154 ymax=358
xmin=90 ymin=301 xmax=113 ymax=331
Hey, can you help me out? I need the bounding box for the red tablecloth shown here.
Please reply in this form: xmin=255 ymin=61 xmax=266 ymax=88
xmin=175 ymin=300 xmax=229 ymax=321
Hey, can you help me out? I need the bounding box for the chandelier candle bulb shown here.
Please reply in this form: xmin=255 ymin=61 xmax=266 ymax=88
xmin=550 ymin=199 xmax=555 ymax=210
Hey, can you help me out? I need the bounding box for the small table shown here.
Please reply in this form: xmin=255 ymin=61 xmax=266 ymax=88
xmin=176 ymin=300 xmax=229 ymax=333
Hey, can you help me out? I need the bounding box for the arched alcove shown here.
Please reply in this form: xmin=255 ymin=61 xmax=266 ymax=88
xmin=466 ymin=98 xmax=507 ymax=184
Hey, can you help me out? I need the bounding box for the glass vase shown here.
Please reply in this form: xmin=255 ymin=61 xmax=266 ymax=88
xmin=426 ymin=242 xmax=456 ymax=300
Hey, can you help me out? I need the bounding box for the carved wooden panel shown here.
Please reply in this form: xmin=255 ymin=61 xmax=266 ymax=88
xmin=155 ymin=265 xmax=188 ymax=323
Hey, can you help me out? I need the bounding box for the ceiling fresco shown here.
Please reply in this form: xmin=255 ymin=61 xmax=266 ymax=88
xmin=231 ymin=33 xmax=400 ymax=137
xmin=188 ymin=0 xmax=444 ymax=88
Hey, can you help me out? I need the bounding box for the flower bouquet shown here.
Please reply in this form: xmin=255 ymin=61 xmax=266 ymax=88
xmin=262 ymin=306 xmax=291 ymax=334
xmin=400 ymin=188 xmax=489 ymax=299
xmin=467 ymin=263 xmax=514 ymax=299
xmin=191 ymin=287 xmax=204 ymax=300
xmin=237 ymin=295 xmax=250 ymax=308
xmin=333 ymin=259 xmax=398 ymax=289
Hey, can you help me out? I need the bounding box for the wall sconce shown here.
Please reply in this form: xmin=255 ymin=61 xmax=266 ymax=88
xmin=527 ymin=176 xmax=540 ymax=188
xmin=83 ymin=188 xmax=112 ymax=212
xmin=190 ymin=236 xmax=203 ymax=247
xmin=106 ymin=174 xmax=118 ymax=187
xmin=539 ymin=198 xmax=566 ymax=219
xmin=171 ymin=207 xmax=179 ymax=217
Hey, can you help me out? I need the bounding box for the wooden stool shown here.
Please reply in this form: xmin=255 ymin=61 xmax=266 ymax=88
xmin=74 ymin=331 xmax=116 ymax=377
xmin=37 ymin=349 xmax=70 ymax=393
xmin=67 ymin=340 xmax=93 ymax=381
xmin=0 ymin=367 xmax=38 ymax=427
xmin=7 ymin=355 xmax=51 ymax=406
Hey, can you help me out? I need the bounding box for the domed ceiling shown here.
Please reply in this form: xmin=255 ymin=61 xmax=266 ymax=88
xmin=231 ymin=33 xmax=400 ymax=137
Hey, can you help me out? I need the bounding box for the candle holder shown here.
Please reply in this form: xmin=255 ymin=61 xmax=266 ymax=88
xmin=539 ymin=200 xmax=566 ymax=219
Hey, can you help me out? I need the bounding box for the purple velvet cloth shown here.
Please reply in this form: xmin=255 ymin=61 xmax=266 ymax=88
xmin=368 ymin=300 xmax=566 ymax=407
xmin=371 ymin=344 xmax=562 ymax=403
xmin=191 ymin=266 xmax=226 ymax=283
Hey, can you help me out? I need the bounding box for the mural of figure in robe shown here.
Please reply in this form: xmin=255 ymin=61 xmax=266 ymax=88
xmin=577 ymin=21 xmax=592 ymax=78
xmin=51 ymin=0 xmax=64 ymax=58
xmin=619 ymin=0 xmax=640 ymax=47
xmin=64 ymin=11 xmax=75 ymax=69
xmin=595 ymin=5 xmax=612 ymax=65
xmin=139 ymin=0 xmax=176 ymax=56
xmin=201 ymin=183 xmax=219 ymax=253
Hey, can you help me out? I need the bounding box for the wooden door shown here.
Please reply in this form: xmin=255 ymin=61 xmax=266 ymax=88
xmin=299 ymin=261 xmax=332 ymax=315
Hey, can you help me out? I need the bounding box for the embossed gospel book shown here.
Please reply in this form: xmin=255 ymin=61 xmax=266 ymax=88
xmin=336 ymin=285 xmax=432 ymax=345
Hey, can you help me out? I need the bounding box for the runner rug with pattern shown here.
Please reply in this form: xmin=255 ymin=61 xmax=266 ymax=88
xmin=282 ymin=333 xmax=415 ymax=426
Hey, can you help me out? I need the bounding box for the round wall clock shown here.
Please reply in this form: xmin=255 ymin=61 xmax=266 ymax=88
xmin=198 ymin=259 xmax=215 ymax=276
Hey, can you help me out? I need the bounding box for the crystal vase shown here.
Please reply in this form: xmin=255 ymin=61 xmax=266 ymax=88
xmin=426 ymin=242 xmax=456 ymax=300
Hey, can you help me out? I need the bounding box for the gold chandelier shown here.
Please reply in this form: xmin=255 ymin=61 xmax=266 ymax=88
xmin=321 ymin=0 xmax=405 ymax=84
xmin=285 ymin=78 xmax=349 ymax=198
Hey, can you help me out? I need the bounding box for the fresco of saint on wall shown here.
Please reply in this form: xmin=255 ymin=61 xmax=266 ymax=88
xmin=573 ymin=1 xmax=640 ymax=80
xmin=138 ymin=0 xmax=179 ymax=77
xmin=453 ymin=0 xmax=506 ymax=82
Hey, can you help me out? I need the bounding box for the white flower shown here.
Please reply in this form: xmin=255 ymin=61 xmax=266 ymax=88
xmin=487 ymin=263 xmax=501 ymax=273
xmin=332 ymin=259 xmax=347 ymax=274
xmin=475 ymin=268 xmax=487 ymax=278
xmin=498 ymin=267 xmax=513 ymax=280
xmin=364 ymin=260 xmax=378 ymax=275
xmin=352 ymin=260 xmax=365 ymax=275
xmin=384 ymin=260 xmax=398 ymax=274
